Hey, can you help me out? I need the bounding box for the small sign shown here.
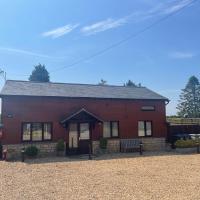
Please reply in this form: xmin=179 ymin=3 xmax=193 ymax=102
xmin=7 ymin=114 xmax=13 ymax=118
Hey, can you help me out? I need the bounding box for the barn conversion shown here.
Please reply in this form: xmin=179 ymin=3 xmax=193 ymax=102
xmin=0 ymin=80 xmax=169 ymax=157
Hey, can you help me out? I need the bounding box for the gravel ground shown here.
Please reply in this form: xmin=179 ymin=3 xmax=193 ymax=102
xmin=0 ymin=152 xmax=200 ymax=200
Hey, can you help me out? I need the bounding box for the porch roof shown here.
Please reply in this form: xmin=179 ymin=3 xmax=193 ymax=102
xmin=60 ymin=108 xmax=103 ymax=124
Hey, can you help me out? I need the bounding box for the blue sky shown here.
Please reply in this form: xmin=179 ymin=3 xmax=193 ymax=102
xmin=0 ymin=0 xmax=199 ymax=115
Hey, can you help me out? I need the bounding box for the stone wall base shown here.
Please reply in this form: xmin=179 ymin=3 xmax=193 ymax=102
xmin=140 ymin=137 xmax=166 ymax=151
xmin=4 ymin=137 xmax=166 ymax=159
xmin=92 ymin=139 xmax=120 ymax=154
xmin=92 ymin=137 xmax=166 ymax=154
xmin=3 ymin=142 xmax=58 ymax=160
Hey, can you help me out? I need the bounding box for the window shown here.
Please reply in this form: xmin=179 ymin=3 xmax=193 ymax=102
xmin=138 ymin=121 xmax=145 ymax=137
xmin=103 ymin=121 xmax=119 ymax=138
xmin=138 ymin=121 xmax=152 ymax=137
xmin=141 ymin=106 xmax=155 ymax=111
xmin=103 ymin=122 xmax=111 ymax=138
xmin=80 ymin=123 xmax=90 ymax=140
xmin=43 ymin=123 xmax=52 ymax=140
xmin=112 ymin=122 xmax=119 ymax=137
xmin=32 ymin=123 xmax=42 ymax=141
xmin=69 ymin=123 xmax=78 ymax=148
xmin=22 ymin=123 xmax=31 ymax=141
xmin=22 ymin=123 xmax=52 ymax=142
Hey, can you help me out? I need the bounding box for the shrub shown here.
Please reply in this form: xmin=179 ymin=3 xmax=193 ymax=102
xmin=100 ymin=138 xmax=107 ymax=149
xmin=56 ymin=139 xmax=65 ymax=152
xmin=25 ymin=146 xmax=39 ymax=157
xmin=175 ymin=139 xmax=199 ymax=148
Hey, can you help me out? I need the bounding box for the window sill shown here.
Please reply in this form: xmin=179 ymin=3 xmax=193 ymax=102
xmin=21 ymin=140 xmax=53 ymax=143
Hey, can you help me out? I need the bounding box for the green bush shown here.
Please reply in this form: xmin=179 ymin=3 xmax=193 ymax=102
xmin=56 ymin=139 xmax=65 ymax=152
xmin=100 ymin=138 xmax=107 ymax=149
xmin=175 ymin=139 xmax=199 ymax=148
xmin=25 ymin=146 xmax=39 ymax=157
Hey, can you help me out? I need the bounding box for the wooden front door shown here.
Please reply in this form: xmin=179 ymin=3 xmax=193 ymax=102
xmin=78 ymin=123 xmax=90 ymax=154
xmin=68 ymin=122 xmax=91 ymax=154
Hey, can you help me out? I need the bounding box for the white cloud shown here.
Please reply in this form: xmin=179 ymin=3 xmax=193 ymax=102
xmin=141 ymin=0 xmax=193 ymax=16
xmin=0 ymin=47 xmax=62 ymax=59
xmin=81 ymin=17 xmax=128 ymax=35
xmin=164 ymin=0 xmax=193 ymax=14
xmin=170 ymin=51 xmax=196 ymax=59
xmin=42 ymin=24 xmax=79 ymax=38
xmin=80 ymin=0 xmax=194 ymax=36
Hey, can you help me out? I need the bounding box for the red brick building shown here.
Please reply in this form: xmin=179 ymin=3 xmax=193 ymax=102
xmin=0 ymin=80 xmax=169 ymax=156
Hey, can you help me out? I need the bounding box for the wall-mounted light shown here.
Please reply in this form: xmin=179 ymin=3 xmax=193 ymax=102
xmin=98 ymin=122 xmax=103 ymax=126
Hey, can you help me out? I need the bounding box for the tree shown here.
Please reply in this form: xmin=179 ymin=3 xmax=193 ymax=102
xmin=177 ymin=76 xmax=200 ymax=118
xmin=124 ymin=80 xmax=137 ymax=87
xmin=29 ymin=64 xmax=50 ymax=82
xmin=98 ymin=79 xmax=107 ymax=85
xmin=124 ymin=80 xmax=142 ymax=87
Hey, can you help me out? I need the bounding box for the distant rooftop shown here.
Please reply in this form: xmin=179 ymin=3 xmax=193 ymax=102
xmin=0 ymin=80 xmax=168 ymax=101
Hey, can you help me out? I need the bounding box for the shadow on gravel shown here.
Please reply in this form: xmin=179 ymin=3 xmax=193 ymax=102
xmin=22 ymin=151 xmax=198 ymax=165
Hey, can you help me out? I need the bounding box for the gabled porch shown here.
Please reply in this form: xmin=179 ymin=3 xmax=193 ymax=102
xmin=61 ymin=108 xmax=103 ymax=154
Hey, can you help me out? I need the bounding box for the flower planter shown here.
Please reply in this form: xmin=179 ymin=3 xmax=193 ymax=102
xmin=175 ymin=147 xmax=197 ymax=154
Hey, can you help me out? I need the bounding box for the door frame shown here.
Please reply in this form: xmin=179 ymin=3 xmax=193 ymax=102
xmin=67 ymin=122 xmax=92 ymax=154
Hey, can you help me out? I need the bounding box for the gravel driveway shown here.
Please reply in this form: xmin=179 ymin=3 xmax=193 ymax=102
xmin=0 ymin=152 xmax=200 ymax=200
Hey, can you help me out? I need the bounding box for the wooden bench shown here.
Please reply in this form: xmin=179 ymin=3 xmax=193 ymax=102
xmin=120 ymin=139 xmax=143 ymax=155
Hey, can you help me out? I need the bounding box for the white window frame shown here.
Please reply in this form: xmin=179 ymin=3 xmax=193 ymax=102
xmin=103 ymin=121 xmax=119 ymax=138
xmin=138 ymin=121 xmax=152 ymax=137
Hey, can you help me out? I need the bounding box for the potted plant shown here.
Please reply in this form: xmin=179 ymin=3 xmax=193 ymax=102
xmin=99 ymin=138 xmax=107 ymax=154
xmin=56 ymin=139 xmax=65 ymax=156
xmin=25 ymin=146 xmax=39 ymax=158
xmin=175 ymin=139 xmax=199 ymax=154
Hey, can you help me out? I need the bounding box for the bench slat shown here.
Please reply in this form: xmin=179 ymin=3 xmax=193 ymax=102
xmin=121 ymin=139 xmax=141 ymax=148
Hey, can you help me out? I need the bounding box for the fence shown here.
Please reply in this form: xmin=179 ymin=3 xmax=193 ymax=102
xmin=167 ymin=118 xmax=200 ymax=125
xmin=167 ymin=118 xmax=200 ymax=142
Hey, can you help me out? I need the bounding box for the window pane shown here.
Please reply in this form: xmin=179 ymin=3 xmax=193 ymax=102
xmin=146 ymin=122 xmax=152 ymax=136
xmin=32 ymin=123 xmax=42 ymax=141
xmin=103 ymin=122 xmax=111 ymax=138
xmin=80 ymin=123 xmax=90 ymax=140
xmin=69 ymin=123 xmax=78 ymax=148
xmin=44 ymin=123 xmax=52 ymax=140
xmin=141 ymin=106 xmax=155 ymax=111
xmin=22 ymin=123 xmax=31 ymax=141
xmin=112 ymin=122 xmax=119 ymax=137
xmin=138 ymin=121 xmax=145 ymax=137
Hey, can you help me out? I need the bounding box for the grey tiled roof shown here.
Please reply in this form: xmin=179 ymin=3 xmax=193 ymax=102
xmin=0 ymin=80 xmax=168 ymax=101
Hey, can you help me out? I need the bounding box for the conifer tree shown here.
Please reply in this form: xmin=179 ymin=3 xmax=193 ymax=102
xmin=177 ymin=76 xmax=200 ymax=117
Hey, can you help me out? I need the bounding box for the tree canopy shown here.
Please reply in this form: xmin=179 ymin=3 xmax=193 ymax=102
xmin=98 ymin=79 xmax=107 ymax=85
xmin=124 ymin=80 xmax=142 ymax=87
xmin=29 ymin=64 xmax=50 ymax=82
xmin=177 ymin=76 xmax=200 ymax=118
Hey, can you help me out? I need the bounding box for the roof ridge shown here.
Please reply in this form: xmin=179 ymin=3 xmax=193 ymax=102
xmin=6 ymin=79 xmax=146 ymax=88
xmin=2 ymin=80 xmax=168 ymax=101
